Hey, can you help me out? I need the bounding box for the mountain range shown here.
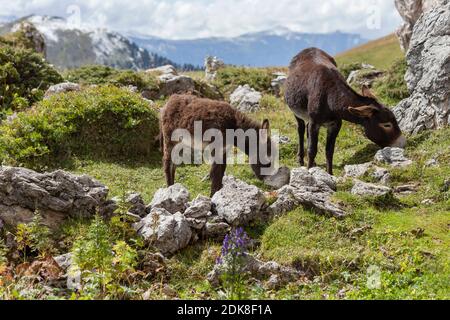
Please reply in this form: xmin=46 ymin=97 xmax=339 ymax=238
xmin=1 ymin=15 xmax=368 ymax=69
xmin=0 ymin=15 xmax=177 ymax=70
xmin=130 ymin=27 xmax=367 ymax=67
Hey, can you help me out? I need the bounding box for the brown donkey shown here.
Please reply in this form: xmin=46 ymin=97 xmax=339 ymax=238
xmin=160 ymin=94 xmax=275 ymax=196
xmin=285 ymin=48 xmax=406 ymax=175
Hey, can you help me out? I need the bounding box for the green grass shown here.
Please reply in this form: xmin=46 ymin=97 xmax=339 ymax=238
xmin=336 ymin=34 xmax=404 ymax=70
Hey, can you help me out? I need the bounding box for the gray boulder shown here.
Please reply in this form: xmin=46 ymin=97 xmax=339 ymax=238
xmin=263 ymin=166 xmax=291 ymax=189
xmin=0 ymin=167 xmax=110 ymax=228
xmin=394 ymin=2 xmax=450 ymax=133
xmin=204 ymin=56 xmax=225 ymax=81
xmin=375 ymin=148 xmax=413 ymax=167
xmin=230 ymin=85 xmax=262 ymax=112
xmin=352 ymin=180 xmax=393 ymax=197
xmin=269 ymin=168 xmax=345 ymax=218
xmin=344 ymin=162 xmax=390 ymax=184
xmin=211 ymin=176 xmax=266 ymax=226
xmin=148 ymin=183 xmax=190 ymax=214
xmin=159 ymin=75 xmax=196 ymax=96
xmin=134 ymin=208 xmax=192 ymax=255
xmin=45 ymin=82 xmax=81 ymax=98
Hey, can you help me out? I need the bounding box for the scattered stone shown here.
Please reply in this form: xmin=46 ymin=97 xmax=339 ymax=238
xmin=375 ymin=148 xmax=413 ymax=167
xmin=352 ymin=180 xmax=393 ymax=197
xmin=44 ymin=82 xmax=81 ymax=98
xmin=230 ymin=85 xmax=262 ymax=113
xmin=394 ymin=1 xmax=450 ymax=133
xmin=271 ymin=72 xmax=287 ymax=97
xmin=421 ymin=199 xmax=435 ymax=205
xmin=344 ymin=162 xmax=390 ymax=184
xmin=148 ymin=183 xmax=190 ymax=214
xmin=134 ymin=208 xmax=192 ymax=255
xmin=347 ymin=69 xmax=385 ymax=87
xmin=146 ymin=65 xmax=178 ymax=79
xmin=202 ymin=222 xmax=231 ymax=240
xmin=207 ymin=254 xmax=303 ymax=288
xmin=185 ymin=195 xmax=211 ymax=219
xmin=394 ymin=184 xmax=419 ymax=194
xmin=159 ymin=75 xmax=196 ymax=97
xmin=53 ymin=253 xmax=73 ymax=271
xmin=205 ymin=56 xmax=225 ymax=81
xmin=263 ymin=166 xmax=291 ymax=189
xmin=212 ymin=176 xmax=266 ymax=226
xmin=272 ymin=134 xmax=291 ymax=145
xmin=0 ymin=167 xmax=111 ymax=228
xmin=425 ymin=159 xmax=439 ymax=167
xmin=269 ymin=168 xmax=345 ymax=218
xmin=372 ymin=167 xmax=391 ymax=185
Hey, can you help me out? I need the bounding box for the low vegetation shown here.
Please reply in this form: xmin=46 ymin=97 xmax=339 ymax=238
xmin=0 ymin=86 xmax=160 ymax=169
xmin=214 ymin=66 xmax=273 ymax=97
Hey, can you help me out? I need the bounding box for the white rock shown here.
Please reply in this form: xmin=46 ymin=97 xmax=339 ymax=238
xmin=375 ymin=148 xmax=413 ymax=167
xmin=134 ymin=208 xmax=192 ymax=255
xmin=204 ymin=56 xmax=225 ymax=81
xmin=45 ymin=82 xmax=81 ymax=98
xmin=351 ymin=180 xmax=393 ymax=197
xmin=148 ymin=184 xmax=190 ymax=214
xmin=184 ymin=195 xmax=211 ymax=219
xmin=263 ymin=166 xmax=291 ymax=189
xmin=211 ymin=176 xmax=266 ymax=226
xmin=394 ymin=2 xmax=450 ymax=133
xmin=230 ymin=85 xmax=262 ymax=113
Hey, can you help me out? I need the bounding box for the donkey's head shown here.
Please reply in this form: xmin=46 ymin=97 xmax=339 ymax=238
xmin=348 ymin=86 xmax=406 ymax=148
xmin=249 ymin=119 xmax=279 ymax=180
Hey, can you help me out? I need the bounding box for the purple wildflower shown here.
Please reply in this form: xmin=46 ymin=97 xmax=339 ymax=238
xmin=216 ymin=228 xmax=250 ymax=265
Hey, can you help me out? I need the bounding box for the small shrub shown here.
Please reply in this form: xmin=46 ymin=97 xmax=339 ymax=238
xmin=372 ymin=58 xmax=409 ymax=106
xmin=64 ymin=65 xmax=159 ymax=91
xmin=15 ymin=214 xmax=52 ymax=262
xmin=214 ymin=67 xmax=272 ymax=97
xmin=259 ymin=94 xmax=285 ymax=110
xmin=0 ymin=45 xmax=63 ymax=114
xmin=0 ymin=85 xmax=160 ymax=169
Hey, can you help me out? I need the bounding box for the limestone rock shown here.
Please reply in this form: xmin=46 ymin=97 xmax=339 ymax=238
xmin=230 ymin=85 xmax=262 ymax=112
xmin=44 ymin=82 xmax=81 ymax=98
xmin=375 ymin=148 xmax=413 ymax=167
xmin=263 ymin=166 xmax=291 ymax=189
xmin=148 ymin=184 xmax=190 ymax=214
xmin=351 ymin=180 xmax=393 ymax=197
xmin=394 ymin=2 xmax=450 ymax=133
xmin=204 ymin=56 xmax=225 ymax=81
xmin=211 ymin=176 xmax=266 ymax=226
xmin=134 ymin=208 xmax=192 ymax=255
xmin=0 ymin=167 xmax=110 ymax=228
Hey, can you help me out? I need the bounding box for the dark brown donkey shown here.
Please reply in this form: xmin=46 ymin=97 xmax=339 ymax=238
xmin=160 ymin=94 xmax=274 ymax=196
xmin=285 ymin=48 xmax=406 ymax=175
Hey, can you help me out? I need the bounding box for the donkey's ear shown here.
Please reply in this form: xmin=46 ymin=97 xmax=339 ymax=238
xmin=348 ymin=105 xmax=379 ymax=118
xmin=361 ymin=85 xmax=377 ymax=99
xmin=261 ymin=119 xmax=271 ymax=141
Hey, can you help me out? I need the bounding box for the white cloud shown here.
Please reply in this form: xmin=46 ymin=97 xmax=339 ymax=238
xmin=0 ymin=0 xmax=402 ymax=39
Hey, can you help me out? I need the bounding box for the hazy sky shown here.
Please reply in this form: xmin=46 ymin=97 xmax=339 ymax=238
xmin=0 ymin=0 xmax=402 ymax=39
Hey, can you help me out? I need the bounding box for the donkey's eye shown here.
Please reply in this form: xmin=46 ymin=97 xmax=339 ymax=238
xmin=381 ymin=123 xmax=393 ymax=129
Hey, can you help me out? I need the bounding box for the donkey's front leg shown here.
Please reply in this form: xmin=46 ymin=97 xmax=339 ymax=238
xmin=326 ymin=120 xmax=342 ymax=175
xmin=210 ymin=163 xmax=227 ymax=197
xmin=307 ymin=122 xmax=320 ymax=169
xmin=296 ymin=117 xmax=306 ymax=166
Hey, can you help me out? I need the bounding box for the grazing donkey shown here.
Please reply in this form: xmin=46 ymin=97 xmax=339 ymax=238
xmin=285 ymin=48 xmax=406 ymax=175
xmin=160 ymin=94 xmax=275 ymax=196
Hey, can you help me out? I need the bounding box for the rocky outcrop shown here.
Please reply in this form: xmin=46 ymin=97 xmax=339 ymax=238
xmin=0 ymin=167 xmax=111 ymax=228
xmin=44 ymin=82 xmax=81 ymax=98
xmin=211 ymin=176 xmax=267 ymax=226
xmin=148 ymin=184 xmax=190 ymax=214
xmin=269 ymin=167 xmax=346 ymax=218
xmin=395 ymin=0 xmax=444 ymax=51
xmin=11 ymin=22 xmax=46 ymax=56
xmin=263 ymin=166 xmax=291 ymax=189
xmin=230 ymin=85 xmax=262 ymax=112
xmin=204 ymin=56 xmax=225 ymax=81
xmin=394 ymin=2 xmax=450 ymax=133
xmin=347 ymin=67 xmax=384 ymax=87
xmin=374 ymin=147 xmax=413 ymax=167
xmin=134 ymin=208 xmax=192 ymax=255
xmin=271 ymin=72 xmax=287 ymax=97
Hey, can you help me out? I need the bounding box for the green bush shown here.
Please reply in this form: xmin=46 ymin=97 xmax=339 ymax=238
xmin=0 ymin=85 xmax=160 ymax=169
xmin=372 ymin=58 xmax=409 ymax=106
xmin=214 ymin=67 xmax=273 ymax=96
xmin=0 ymin=45 xmax=63 ymax=114
xmin=64 ymin=65 xmax=159 ymax=91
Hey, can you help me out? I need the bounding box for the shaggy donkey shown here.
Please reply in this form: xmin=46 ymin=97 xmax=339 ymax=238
xmin=285 ymin=48 xmax=406 ymax=175
xmin=160 ymin=94 xmax=275 ymax=196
